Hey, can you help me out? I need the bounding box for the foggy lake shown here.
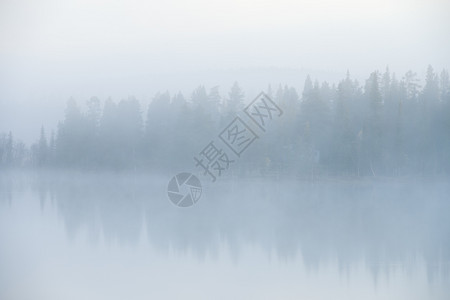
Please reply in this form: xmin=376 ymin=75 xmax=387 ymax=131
xmin=1 ymin=171 xmax=449 ymax=300
xmin=1 ymin=0 xmax=449 ymax=298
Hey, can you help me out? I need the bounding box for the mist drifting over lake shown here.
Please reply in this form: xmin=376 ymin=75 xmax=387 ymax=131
xmin=1 ymin=0 xmax=450 ymax=299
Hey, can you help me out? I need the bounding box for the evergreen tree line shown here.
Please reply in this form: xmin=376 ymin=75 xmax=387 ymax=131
xmin=1 ymin=66 xmax=449 ymax=177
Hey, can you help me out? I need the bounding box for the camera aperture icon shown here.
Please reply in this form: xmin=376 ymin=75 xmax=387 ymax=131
xmin=167 ymin=172 xmax=202 ymax=207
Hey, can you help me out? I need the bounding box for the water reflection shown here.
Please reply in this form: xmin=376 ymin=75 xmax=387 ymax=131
xmin=1 ymin=171 xmax=449 ymax=298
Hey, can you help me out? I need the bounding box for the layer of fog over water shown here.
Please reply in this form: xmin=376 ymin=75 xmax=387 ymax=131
xmin=0 ymin=171 xmax=449 ymax=300
xmin=1 ymin=69 xmax=450 ymax=300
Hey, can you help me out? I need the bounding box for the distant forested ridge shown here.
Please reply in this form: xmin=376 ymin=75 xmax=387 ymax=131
xmin=1 ymin=66 xmax=450 ymax=177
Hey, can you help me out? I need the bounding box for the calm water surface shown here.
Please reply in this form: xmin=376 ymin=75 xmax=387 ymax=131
xmin=1 ymin=171 xmax=449 ymax=300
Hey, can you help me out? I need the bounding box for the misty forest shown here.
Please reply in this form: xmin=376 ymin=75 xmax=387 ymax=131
xmin=2 ymin=66 xmax=449 ymax=177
